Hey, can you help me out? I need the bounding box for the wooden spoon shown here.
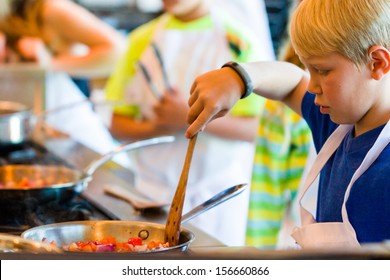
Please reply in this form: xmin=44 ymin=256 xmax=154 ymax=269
xmin=165 ymin=134 xmax=198 ymax=246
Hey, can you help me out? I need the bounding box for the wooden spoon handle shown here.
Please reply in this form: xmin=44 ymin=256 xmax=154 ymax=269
xmin=165 ymin=134 xmax=198 ymax=246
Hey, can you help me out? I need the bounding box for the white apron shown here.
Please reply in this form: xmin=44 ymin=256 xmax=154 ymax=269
xmin=125 ymin=12 xmax=254 ymax=246
xmin=292 ymin=120 xmax=390 ymax=249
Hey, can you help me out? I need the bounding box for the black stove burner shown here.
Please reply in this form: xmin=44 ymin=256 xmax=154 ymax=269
xmin=0 ymin=197 xmax=111 ymax=235
xmin=0 ymin=141 xmax=72 ymax=166
xmin=0 ymin=198 xmax=92 ymax=228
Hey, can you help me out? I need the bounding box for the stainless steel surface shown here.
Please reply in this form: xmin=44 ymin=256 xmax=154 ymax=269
xmin=0 ymin=233 xmax=61 ymax=253
xmin=21 ymin=220 xmax=195 ymax=254
xmin=0 ymin=101 xmax=33 ymax=145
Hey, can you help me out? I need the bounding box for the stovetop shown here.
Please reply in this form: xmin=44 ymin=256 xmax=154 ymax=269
xmin=0 ymin=135 xmax=225 ymax=249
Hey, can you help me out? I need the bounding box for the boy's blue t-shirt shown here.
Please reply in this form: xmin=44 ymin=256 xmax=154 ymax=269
xmin=302 ymin=92 xmax=390 ymax=243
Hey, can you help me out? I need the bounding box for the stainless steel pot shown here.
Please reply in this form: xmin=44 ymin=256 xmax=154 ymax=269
xmin=0 ymin=136 xmax=175 ymax=208
xmin=21 ymin=184 xmax=247 ymax=253
xmin=0 ymin=99 xmax=95 ymax=146
xmin=0 ymin=101 xmax=32 ymax=145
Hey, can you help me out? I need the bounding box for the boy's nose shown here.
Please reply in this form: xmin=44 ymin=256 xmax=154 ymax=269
xmin=307 ymin=79 xmax=321 ymax=95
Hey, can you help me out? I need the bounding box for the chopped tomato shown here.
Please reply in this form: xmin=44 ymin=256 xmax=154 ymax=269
xmin=81 ymin=244 xmax=94 ymax=252
xmin=128 ymin=237 xmax=143 ymax=246
xmin=116 ymin=242 xmax=134 ymax=252
xmin=51 ymin=236 xmax=168 ymax=252
xmin=19 ymin=177 xmax=30 ymax=187
xmin=100 ymin=236 xmax=116 ymax=245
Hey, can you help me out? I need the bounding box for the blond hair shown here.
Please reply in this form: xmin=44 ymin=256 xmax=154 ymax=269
xmin=0 ymin=0 xmax=44 ymax=42
xmin=290 ymin=0 xmax=390 ymax=66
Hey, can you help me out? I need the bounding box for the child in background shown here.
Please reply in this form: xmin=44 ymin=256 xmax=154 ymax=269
xmin=246 ymin=0 xmax=313 ymax=249
xmin=105 ymin=0 xmax=274 ymax=246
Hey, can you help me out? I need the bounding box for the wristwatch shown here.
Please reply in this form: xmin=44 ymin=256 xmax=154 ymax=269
xmin=222 ymin=61 xmax=253 ymax=99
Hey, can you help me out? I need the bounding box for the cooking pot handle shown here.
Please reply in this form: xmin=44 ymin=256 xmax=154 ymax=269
xmin=83 ymin=136 xmax=175 ymax=176
xmin=181 ymin=183 xmax=247 ymax=224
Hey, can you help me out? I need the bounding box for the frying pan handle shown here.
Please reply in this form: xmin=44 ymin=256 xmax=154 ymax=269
xmin=181 ymin=183 xmax=247 ymax=224
xmin=83 ymin=136 xmax=175 ymax=176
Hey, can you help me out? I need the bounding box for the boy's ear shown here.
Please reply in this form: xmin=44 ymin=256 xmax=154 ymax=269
xmin=368 ymin=46 xmax=390 ymax=80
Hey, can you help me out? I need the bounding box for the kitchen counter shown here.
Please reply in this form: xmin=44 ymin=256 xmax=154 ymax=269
xmin=2 ymin=243 xmax=390 ymax=260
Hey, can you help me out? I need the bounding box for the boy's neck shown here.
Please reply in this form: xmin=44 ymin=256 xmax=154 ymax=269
xmin=173 ymin=2 xmax=209 ymax=22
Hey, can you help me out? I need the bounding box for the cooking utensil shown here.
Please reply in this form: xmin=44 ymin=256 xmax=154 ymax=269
xmin=151 ymin=42 xmax=172 ymax=91
xmin=138 ymin=61 xmax=162 ymax=101
xmin=21 ymin=183 xmax=246 ymax=253
xmin=104 ymin=181 xmax=247 ymax=214
xmin=165 ymin=134 xmax=198 ymax=246
xmin=0 ymin=233 xmax=62 ymax=253
xmin=0 ymin=136 xmax=175 ymax=209
xmin=104 ymin=184 xmax=170 ymax=210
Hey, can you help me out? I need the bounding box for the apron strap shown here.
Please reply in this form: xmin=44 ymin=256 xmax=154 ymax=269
xmin=299 ymin=124 xmax=353 ymax=225
xmin=341 ymin=120 xmax=390 ymax=224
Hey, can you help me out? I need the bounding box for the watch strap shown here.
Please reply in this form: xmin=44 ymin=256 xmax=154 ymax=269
xmin=222 ymin=61 xmax=253 ymax=99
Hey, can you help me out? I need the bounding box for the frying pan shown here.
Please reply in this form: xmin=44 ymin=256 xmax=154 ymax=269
xmin=21 ymin=184 xmax=247 ymax=253
xmin=0 ymin=136 xmax=175 ymax=210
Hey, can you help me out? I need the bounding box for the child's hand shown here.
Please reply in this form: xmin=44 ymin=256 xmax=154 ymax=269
xmin=153 ymin=87 xmax=188 ymax=132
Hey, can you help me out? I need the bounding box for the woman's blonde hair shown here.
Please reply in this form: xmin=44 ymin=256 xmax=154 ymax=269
xmin=290 ymin=0 xmax=390 ymax=66
xmin=0 ymin=0 xmax=44 ymax=42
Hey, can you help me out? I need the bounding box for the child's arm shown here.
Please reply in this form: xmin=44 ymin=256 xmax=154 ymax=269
xmin=186 ymin=61 xmax=309 ymax=138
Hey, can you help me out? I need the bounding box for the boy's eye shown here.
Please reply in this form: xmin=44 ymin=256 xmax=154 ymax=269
xmin=317 ymin=69 xmax=329 ymax=75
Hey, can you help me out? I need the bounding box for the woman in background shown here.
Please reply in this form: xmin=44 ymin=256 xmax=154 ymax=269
xmin=0 ymin=0 xmax=126 ymax=154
